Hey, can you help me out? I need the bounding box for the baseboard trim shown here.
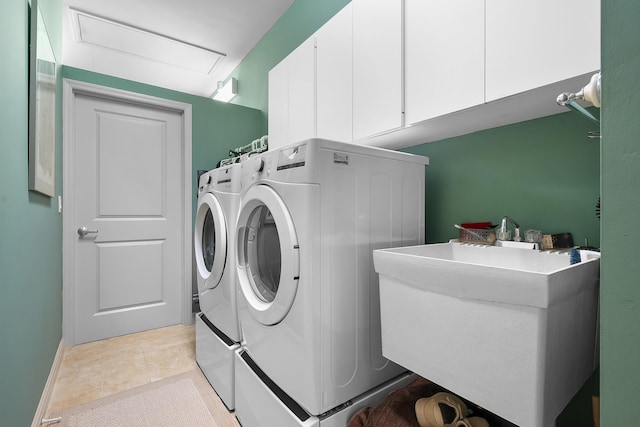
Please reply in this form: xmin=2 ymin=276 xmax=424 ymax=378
xmin=31 ymin=340 xmax=65 ymax=427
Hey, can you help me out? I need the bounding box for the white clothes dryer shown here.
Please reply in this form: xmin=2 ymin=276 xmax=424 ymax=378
xmin=194 ymin=163 xmax=242 ymax=409
xmin=234 ymin=139 xmax=429 ymax=419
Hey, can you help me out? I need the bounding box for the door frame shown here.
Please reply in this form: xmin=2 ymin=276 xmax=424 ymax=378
xmin=62 ymin=79 xmax=193 ymax=345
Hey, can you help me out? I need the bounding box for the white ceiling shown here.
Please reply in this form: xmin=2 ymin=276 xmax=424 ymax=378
xmin=62 ymin=0 xmax=294 ymax=98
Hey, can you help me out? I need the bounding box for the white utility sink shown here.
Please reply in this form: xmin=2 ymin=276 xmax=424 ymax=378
xmin=373 ymin=242 xmax=600 ymax=427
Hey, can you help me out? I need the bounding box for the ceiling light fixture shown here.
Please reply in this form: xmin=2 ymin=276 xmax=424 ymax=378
xmin=212 ymin=78 xmax=238 ymax=102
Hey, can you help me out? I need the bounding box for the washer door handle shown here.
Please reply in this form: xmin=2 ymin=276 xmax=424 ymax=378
xmin=77 ymin=226 xmax=99 ymax=237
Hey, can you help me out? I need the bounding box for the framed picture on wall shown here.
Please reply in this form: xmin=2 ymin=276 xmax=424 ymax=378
xmin=28 ymin=0 xmax=57 ymax=197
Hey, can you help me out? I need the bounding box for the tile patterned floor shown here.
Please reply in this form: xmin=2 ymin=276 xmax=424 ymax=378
xmin=46 ymin=323 xmax=237 ymax=426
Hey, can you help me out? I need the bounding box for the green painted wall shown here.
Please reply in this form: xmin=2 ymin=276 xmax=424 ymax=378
xmin=61 ymin=67 xmax=264 ymax=221
xmin=0 ymin=1 xmax=63 ymax=426
xmin=403 ymin=111 xmax=601 ymax=247
xmin=601 ymin=0 xmax=640 ymax=425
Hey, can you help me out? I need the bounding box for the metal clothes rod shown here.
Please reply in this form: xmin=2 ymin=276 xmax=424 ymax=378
xmin=557 ymin=72 xmax=601 ymax=127
xmin=557 ymin=97 xmax=601 ymax=126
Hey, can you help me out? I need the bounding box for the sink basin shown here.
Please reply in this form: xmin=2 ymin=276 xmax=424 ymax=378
xmin=373 ymin=242 xmax=600 ymax=427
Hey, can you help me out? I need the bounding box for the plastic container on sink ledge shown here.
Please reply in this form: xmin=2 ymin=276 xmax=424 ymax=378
xmin=454 ymin=222 xmax=497 ymax=245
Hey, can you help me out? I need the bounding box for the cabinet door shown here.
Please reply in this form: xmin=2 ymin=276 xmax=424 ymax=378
xmin=268 ymin=37 xmax=316 ymax=150
xmin=486 ymin=0 xmax=600 ymax=102
xmin=267 ymin=59 xmax=289 ymax=150
xmin=316 ymin=3 xmax=353 ymax=142
xmin=405 ymin=0 xmax=484 ymax=124
xmin=287 ymin=37 xmax=316 ymax=145
xmin=353 ymin=0 xmax=403 ymax=141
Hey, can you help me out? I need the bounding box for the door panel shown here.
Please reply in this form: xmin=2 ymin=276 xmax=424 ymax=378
xmin=97 ymin=240 xmax=164 ymax=310
xmin=73 ymin=93 xmax=183 ymax=344
xmin=98 ymin=113 xmax=166 ymax=216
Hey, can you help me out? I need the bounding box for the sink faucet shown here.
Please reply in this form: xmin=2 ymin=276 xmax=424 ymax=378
xmin=498 ymin=216 xmax=521 ymax=241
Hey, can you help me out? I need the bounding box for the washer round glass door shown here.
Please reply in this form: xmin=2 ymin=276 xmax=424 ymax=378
xmin=194 ymin=192 xmax=227 ymax=292
xmin=236 ymin=184 xmax=299 ymax=326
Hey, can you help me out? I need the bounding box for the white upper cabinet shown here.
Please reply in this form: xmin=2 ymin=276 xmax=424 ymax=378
xmin=485 ymin=0 xmax=600 ymax=102
xmin=267 ymin=37 xmax=316 ymax=150
xmin=316 ymin=3 xmax=353 ymax=142
xmin=405 ymin=0 xmax=485 ymax=125
xmin=287 ymin=38 xmax=316 ymax=145
xmin=268 ymin=0 xmax=601 ymax=150
xmin=352 ymin=0 xmax=403 ymax=141
xmin=267 ymin=58 xmax=289 ymax=149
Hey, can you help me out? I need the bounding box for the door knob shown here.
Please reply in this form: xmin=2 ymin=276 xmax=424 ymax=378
xmin=78 ymin=226 xmax=99 ymax=237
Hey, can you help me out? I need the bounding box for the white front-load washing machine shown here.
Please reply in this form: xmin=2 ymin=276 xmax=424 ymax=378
xmin=194 ymin=162 xmax=241 ymax=410
xmin=233 ymin=139 xmax=429 ymax=426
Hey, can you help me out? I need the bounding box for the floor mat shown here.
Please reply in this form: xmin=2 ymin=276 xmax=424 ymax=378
xmin=53 ymin=369 xmax=238 ymax=427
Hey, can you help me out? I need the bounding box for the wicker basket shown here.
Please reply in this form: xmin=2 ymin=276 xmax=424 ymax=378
xmin=458 ymin=227 xmax=497 ymax=245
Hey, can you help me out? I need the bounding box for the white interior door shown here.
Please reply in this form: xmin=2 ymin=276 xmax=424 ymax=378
xmin=63 ymin=80 xmax=192 ymax=345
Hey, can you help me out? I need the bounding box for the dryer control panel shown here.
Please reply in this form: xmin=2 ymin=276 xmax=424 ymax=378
xmin=277 ymin=144 xmax=307 ymax=171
